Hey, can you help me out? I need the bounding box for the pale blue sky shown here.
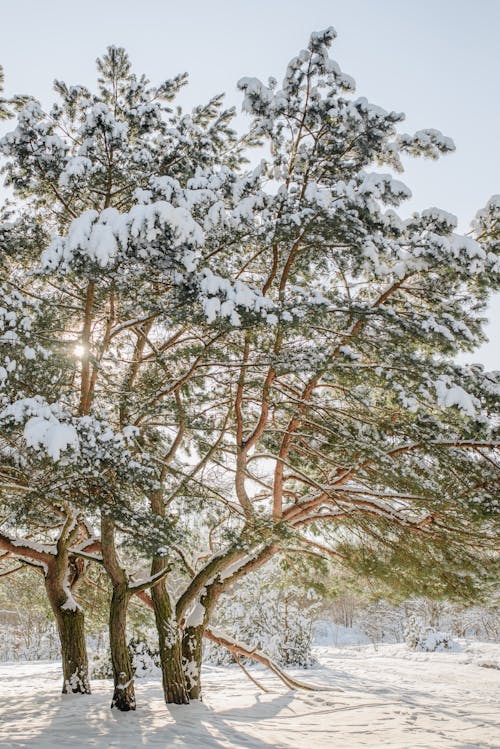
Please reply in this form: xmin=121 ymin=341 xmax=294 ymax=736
xmin=1 ymin=0 xmax=499 ymax=367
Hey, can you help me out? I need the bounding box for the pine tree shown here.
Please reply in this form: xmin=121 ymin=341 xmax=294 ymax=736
xmin=0 ymin=29 xmax=498 ymax=712
xmin=0 ymin=45 xmax=265 ymax=709
xmin=154 ymin=27 xmax=500 ymax=693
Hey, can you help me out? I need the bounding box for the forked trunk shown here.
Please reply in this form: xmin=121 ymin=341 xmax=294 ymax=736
xmin=179 ymin=581 xmax=222 ymax=700
xmin=151 ymin=576 xmax=189 ymax=704
xmin=182 ymin=624 xmax=204 ymax=700
xmin=109 ymin=582 xmax=135 ymax=711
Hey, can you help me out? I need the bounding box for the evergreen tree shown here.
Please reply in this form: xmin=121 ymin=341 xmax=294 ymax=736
xmin=0 ymin=45 xmax=266 ymax=708
xmin=0 ymin=28 xmax=498 ymax=712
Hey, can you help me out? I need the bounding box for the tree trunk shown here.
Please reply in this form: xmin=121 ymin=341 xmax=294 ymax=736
xmin=177 ymin=543 xmax=276 ymax=701
xmin=109 ymin=582 xmax=135 ymax=711
xmin=182 ymin=624 xmax=204 ymax=700
xmin=151 ymin=576 xmax=189 ymax=704
xmin=45 ymin=563 xmax=90 ymax=695
xmin=101 ymin=514 xmax=136 ymax=711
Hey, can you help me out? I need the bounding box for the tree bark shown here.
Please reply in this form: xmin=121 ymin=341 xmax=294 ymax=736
xmin=151 ymin=572 xmax=189 ymax=704
xmin=101 ymin=515 xmax=136 ymax=711
xmin=109 ymin=582 xmax=135 ymax=711
xmin=56 ymin=606 xmax=90 ymax=694
xmin=182 ymin=624 xmax=204 ymax=700
xmin=45 ymin=563 xmax=90 ymax=695
xmin=149 ymin=474 xmax=189 ymax=704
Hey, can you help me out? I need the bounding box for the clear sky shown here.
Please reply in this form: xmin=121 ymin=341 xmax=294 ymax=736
xmin=1 ymin=0 xmax=499 ymax=367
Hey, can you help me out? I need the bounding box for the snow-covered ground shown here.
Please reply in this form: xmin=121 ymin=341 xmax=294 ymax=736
xmin=0 ymin=642 xmax=499 ymax=748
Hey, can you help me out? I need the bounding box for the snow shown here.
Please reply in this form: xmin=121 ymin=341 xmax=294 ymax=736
xmin=399 ymin=129 xmax=456 ymax=158
xmin=198 ymin=268 xmax=274 ymax=327
xmin=313 ymin=621 xmax=371 ymax=647
xmin=185 ymin=600 xmax=206 ymax=628
xmin=359 ymin=172 xmax=412 ymax=202
xmin=1 ymin=643 xmax=499 ymax=748
xmin=23 ymin=417 xmax=80 ymax=462
xmin=60 ymin=570 xmax=80 ymax=613
xmin=435 ymin=379 xmax=478 ymax=417
xmin=421 ymin=207 xmax=458 ymax=230
xmin=41 ymin=202 xmax=204 ymax=272
xmin=58 ymin=156 xmax=92 ymax=188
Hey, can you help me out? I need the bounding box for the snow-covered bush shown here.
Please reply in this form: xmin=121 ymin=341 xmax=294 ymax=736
xmin=418 ymin=630 xmax=453 ymax=652
xmin=404 ymin=616 xmax=453 ymax=652
xmin=317 ymin=592 xmax=500 ymax=649
xmin=205 ymin=566 xmax=319 ymax=668
xmin=0 ymin=569 xmax=59 ymax=662
xmin=128 ymin=637 xmax=161 ymax=678
xmin=448 ymin=606 xmax=500 ymax=641
xmin=358 ymin=600 xmax=407 ymax=644
xmin=90 ymin=649 xmax=114 ymax=680
xmin=91 ymin=637 xmax=160 ymax=679
xmin=0 ymin=623 xmax=59 ymax=662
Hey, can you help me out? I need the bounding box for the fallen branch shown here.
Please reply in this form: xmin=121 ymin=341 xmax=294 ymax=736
xmin=234 ymin=654 xmax=270 ymax=693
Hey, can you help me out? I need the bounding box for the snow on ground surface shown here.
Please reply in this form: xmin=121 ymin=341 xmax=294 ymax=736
xmin=0 ymin=643 xmax=499 ymax=748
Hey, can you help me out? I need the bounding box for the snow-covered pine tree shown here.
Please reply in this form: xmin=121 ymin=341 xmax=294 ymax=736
xmin=0 ymin=217 xmax=97 ymax=693
xmin=158 ymin=26 xmax=500 ymax=695
xmin=0 ymin=46 xmax=272 ymax=709
xmin=0 ymin=28 xmax=499 ymax=710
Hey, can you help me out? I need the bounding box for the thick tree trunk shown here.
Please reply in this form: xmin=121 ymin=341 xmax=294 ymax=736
xmin=182 ymin=624 xmax=204 ymax=700
xmin=149 ymin=482 xmax=189 ymax=704
xmin=151 ymin=576 xmax=189 ymax=704
xmin=56 ymin=607 xmax=90 ymax=694
xmin=101 ymin=514 xmax=136 ymax=711
xmin=45 ymin=563 xmax=90 ymax=695
xmin=109 ymin=582 xmax=136 ymax=711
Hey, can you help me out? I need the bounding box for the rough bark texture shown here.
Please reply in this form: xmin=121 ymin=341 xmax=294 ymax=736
xmin=151 ymin=572 xmax=189 ymax=704
xmin=109 ymin=582 xmax=136 ymax=711
xmin=45 ymin=562 xmax=90 ymax=695
xmin=179 ymin=578 xmax=224 ymax=700
xmin=182 ymin=624 xmax=204 ymax=700
xmin=52 ymin=601 xmax=90 ymax=694
xmin=101 ymin=515 xmax=136 ymax=711
xmin=148 ymin=479 xmax=189 ymax=704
